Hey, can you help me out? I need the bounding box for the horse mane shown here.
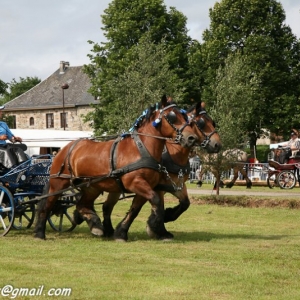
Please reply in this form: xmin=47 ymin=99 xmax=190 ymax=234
xmin=137 ymin=95 xmax=178 ymax=126
xmin=186 ymin=104 xmax=196 ymax=113
xmin=186 ymin=102 xmax=204 ymax=114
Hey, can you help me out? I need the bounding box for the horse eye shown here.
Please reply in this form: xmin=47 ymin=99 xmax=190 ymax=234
xmin=167 ymin=111 xmax=177 ymax=123
xmin=197 ymin=118 xmax=205 ymax=129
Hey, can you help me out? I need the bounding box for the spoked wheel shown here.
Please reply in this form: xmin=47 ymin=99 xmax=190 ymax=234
xmin=13 ymin=194 xmax=37 ymax=230
xmin=277 ymin=171 xmax=296 ymax=189
xmin=48 ymin=194 xmax=77 ymax=232
xmin=0 ymin=185 xmax=15 ymax=236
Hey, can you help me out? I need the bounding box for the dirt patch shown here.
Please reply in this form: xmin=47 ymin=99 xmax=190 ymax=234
xmin=188 ymin=195 xmax=300 ymax=209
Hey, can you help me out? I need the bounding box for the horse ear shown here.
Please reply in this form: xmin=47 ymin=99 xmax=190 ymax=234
xmin=195 ymin=102 xmax=202 ymax=113
xmin=161 ymin=94 xmax=168 ymax=107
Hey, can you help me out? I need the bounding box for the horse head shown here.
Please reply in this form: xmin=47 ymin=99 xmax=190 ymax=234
xmin=136 ymin=95 xmax=198 ymax=148
xmin=187 ymin=102 xmax=222 ymax=153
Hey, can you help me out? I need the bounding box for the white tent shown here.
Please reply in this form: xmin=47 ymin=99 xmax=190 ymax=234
xmin=8 ymin=129 xmax=94 ymax=156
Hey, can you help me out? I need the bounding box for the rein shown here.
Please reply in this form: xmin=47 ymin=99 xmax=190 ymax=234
xmin=132 ymin=132 xmax=181 ymax=144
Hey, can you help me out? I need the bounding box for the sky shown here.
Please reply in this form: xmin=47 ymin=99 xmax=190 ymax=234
xmin=1 ymin=0 xmax=299 ymax=84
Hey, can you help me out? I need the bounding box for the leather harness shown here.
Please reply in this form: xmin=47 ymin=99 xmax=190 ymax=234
xmin=51 ymin=131 xmax=163 ymax=195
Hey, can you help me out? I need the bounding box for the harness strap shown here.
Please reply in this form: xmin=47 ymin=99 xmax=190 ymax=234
xmin=110 ymin=131 xmax=161 ymax=195
xmin=161 ymin=150 xmax=190 ymax=175
xmin=55 ymin=139 xmax=84 ymax=178
xmin=154 ymin=183 xmax=177 ymax=193
xmin=51 ymin=133 xmax=161 ymax=195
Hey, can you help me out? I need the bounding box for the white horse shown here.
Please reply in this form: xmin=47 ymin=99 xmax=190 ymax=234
xmin=198 ymin=148 xmax=252 ymax=188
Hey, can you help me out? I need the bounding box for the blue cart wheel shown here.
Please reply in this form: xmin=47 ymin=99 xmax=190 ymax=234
xmin=13 ymin=195 xmax=36 ymax=230
xmin=48 ymin=194 xmax=77 ymax=232
xmin=43 ymin=182 xmax=77 ymax=233
xmin=0 ymin=185 xmax=15 ymax=236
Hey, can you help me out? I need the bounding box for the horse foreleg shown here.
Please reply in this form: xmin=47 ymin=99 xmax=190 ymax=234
xmin=240 ymin=168 xmax=252 ymax=189
xmin=164 ymin=184 xmax=190 ymax=223
xmin=102 ymin=192 xmax=121 ymax=237
xmin=146 ymin=191 xmax=174 ymax=240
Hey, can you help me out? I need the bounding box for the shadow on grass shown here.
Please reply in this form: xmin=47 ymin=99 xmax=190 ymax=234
xmin=5 ymin=226 xmax=293 ymax=243
xmin=168 ymin=231 xmax=290 ymax=242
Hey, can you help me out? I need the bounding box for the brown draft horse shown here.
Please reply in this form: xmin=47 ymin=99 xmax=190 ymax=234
xmin=198 ymin=148 xmax=252 ymax=188
xmin=34 ymin=96 xmax=198 ymax=239
xmin=101 ymin=102 xmax=222 ymax=241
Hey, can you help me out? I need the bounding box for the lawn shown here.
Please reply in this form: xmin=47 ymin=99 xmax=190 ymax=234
xmin=1 ymin=195 xmax=300 ymax=300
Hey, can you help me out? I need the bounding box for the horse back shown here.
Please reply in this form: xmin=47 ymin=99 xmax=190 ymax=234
xmin=51 ymin=137 xmax=147 ymax=178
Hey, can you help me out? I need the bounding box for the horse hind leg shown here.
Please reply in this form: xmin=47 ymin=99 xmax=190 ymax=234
xmin=226 ymin=168 xmax=238 ymax=188
xmin=102 ymin=192 xmax=120 ymax=237
xmin=114 ymin=195 xmax=146 ymax=242
xmin=34 ymin=184 xmax=60 ymax=240
xmin=34 ymin=197 xmax=51 ymax=239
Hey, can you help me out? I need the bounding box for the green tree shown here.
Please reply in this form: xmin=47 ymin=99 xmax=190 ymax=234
xmin=0 ymin=79 xmax=7 ymax=96
xmin=202 ymin=52 xmax=260 ymax=194
xmin=84 ymin=0 xmax=200 ymax=133
xmin=3 ymin=76 xmax=41 ymax=102
xmin=84 ymin=35 xmax=184 ymax=135
xmin=201 ymin=0 xmax=300 ymax=138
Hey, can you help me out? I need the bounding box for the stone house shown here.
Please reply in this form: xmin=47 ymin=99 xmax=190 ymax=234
xmin=4 ymin=61 xmax=98 ymax=131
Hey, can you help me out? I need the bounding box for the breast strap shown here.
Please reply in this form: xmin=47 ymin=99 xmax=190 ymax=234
xmin=110 ymin=132 xmax=161 ymax=177
xmin=161 ymin=149 xmax=190 ymax=175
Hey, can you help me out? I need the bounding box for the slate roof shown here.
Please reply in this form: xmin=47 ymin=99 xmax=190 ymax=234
xmin=4 ymin=63 xmax=98 ymax=111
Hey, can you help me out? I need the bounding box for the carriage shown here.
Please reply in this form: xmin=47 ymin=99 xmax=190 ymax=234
xmin=267 ymin=146 xmax=300 ymax=189
xmin=0 ymin=149 xmax=79 ymax=236
xmin=1 ymin=98 xmax=221 ymax=241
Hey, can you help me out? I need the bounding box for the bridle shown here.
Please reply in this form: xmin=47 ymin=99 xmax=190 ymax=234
xmin=158 ymin=104 xmax=190 ymax=144
xmin=132 ymin=103 xmax=190 ymax=144
xmin=188 ymin=110 xmax=217 ymax=148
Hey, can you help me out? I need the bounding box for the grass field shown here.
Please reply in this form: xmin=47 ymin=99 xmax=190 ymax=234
xmin=1 ymin=194 xmax=300 ymax=300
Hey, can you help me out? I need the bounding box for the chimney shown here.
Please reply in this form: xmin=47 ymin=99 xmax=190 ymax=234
xmin=59 ymin=61 xmax=70 ymax=74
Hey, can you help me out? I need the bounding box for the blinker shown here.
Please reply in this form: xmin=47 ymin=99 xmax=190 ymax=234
xmin=197 ymin=118 xmax=205 ymax=129
xmin=166 ymin=111 xmax=177 ymax=124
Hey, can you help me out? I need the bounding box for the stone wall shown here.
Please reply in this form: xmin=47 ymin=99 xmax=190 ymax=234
xmin=9 ymin=106 xmax=93 ymax=131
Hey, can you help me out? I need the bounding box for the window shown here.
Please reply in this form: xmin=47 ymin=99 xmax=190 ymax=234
xmin=11 ymin=116 xmax=16 ymax=129
xmin=46 ymin=113 xmax=54 ymax=128
xmin=60 ymin=112 xmax=68 ymax=129
xmin=29 ymin=117 xmax=34 ymax=126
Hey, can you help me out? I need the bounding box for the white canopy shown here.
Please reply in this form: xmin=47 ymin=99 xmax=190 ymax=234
xmin=8 ymin=129 xmax=94 ymax=156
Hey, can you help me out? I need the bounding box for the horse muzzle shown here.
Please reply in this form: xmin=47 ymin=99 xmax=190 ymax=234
xmin=203 ymin=140 xmax=222 ymax=153
xmin=179 ymin=133 xmax=198 ymax=148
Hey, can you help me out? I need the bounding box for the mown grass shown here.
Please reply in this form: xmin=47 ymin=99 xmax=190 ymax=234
xmin=1 ymin=195 xmax=300 ymax=300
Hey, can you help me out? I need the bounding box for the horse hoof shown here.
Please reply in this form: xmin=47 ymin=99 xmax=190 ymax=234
xmin=146 ymin=225 xmax=174 ymax=240
xmin=161 ymin=237 xmax=174 ymax=242
xmin=160 ymin=232 xmax=174 ymax=241
xmin=34 ymin=233 xmax=46 ymax=240
xmin=114 ymin=238 xmax=127 ymax=242
xmin=146 ymin=224 xmax=157 ymax=239
xmin=91 ymin=227 xmax=104 ymax=236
